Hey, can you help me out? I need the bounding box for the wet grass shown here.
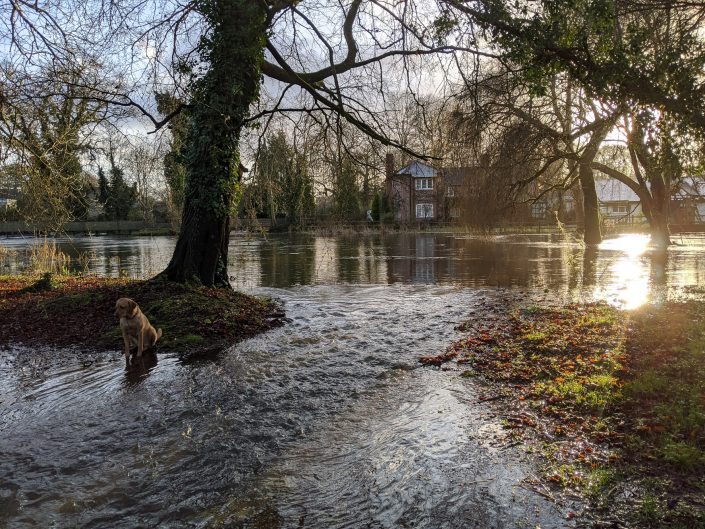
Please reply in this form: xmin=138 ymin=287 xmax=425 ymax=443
xmin=0 ymin=274 xmax=285 ymax=356
xmin=433 ymin=301 xmax=705 ymax=528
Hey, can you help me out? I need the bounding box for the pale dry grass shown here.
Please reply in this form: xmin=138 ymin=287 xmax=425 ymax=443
xmin=28 ymin=238 xmax=71 ymax=275
xmin=0 ymin=244 xmax=17 ymax=272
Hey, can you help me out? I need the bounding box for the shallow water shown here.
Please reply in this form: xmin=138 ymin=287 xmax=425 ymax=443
xmin=4 ymin=232 xmax=705 ymax=305
xmin=2 ymin=232 xmax=705 ymax=528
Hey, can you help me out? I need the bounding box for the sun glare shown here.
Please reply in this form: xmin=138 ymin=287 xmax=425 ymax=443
xmin=599 ymin=234 xmax=650 ymax=258
xmin=599 ymin=234 xmax=651 ymax=309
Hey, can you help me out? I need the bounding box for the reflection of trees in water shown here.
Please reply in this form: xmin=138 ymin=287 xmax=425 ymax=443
xmin=383 ymin=234 xmax=452 ymax=284
xmin=385 ymin=233 xmax=571 ymax=287
xmin=564 ymin=247 xmax=582 ymax=292
xmin=259 ymin=234 xmax=316 ymax=287
xmin=3 ymin=236 xmax=174 ymax=278
xmin=582 ymin=246 xmax=598 ymax=288
xmin=336 ymin=236 xmax=361 ymax=283
xmin=650 ymin=248 xmax=668 ymax=287
xmin=88 ymin=237 xmax=174 ymax=277
xmin=359 ymin=236 xmax=386 ymax=284
xmin=648 ymin=248 xmax=670 ymax=305
xmin=11 ymin=234 xmax=705 ymax=298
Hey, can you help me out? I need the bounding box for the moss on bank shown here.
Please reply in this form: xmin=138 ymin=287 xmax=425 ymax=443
xmin=0 ymin=274 xmax=285 ymax=356
xmin=427 ymin=301 xmax=705 ymax=528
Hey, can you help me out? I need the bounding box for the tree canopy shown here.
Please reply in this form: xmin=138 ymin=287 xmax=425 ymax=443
xmin=2 ymin=0 xmax=705 ymax=280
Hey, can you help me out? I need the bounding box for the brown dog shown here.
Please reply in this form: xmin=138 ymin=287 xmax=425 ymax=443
xmin=114 ymin=297 xmax=162 ymax=365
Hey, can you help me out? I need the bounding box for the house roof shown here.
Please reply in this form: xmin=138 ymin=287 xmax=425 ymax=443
xmin=442 ymin=167 xmax=482 ymax=186
xmin=394 ymin=160 xmax=484 ymax=185
xmin=674 ymin=177 xmax=705 ymax=199
xmin=596 ymin=176 xmax=705 ymax=203
xmin=595 ymin=178 xmax=640 ymax=203
xmin=395 ymin=160 xmax=438 ymax=178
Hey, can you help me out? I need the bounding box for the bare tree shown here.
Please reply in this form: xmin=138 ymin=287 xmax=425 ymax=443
xmin=5 ymin=0 xmax=705 ymax=282
xmin=0 ymin=61 xmax=114 ymax=229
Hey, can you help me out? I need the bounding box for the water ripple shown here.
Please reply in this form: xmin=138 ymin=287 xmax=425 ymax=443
xmin=1 ymin=285 xmax=573 ymax=528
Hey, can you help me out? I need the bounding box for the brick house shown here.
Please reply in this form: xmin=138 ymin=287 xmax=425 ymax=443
xmin=384 ymin=154 xmax=479 ymax=223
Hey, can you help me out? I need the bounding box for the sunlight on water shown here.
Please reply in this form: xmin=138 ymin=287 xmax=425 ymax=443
xmin=598 ymin=234 xmax=651 ymax=309
xmin=4 ymin=232 xmax=705 ymax=306
xmin=599 ymin=233 xmax=650 ymax=257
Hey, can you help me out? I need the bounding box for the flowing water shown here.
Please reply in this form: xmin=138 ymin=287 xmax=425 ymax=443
xmin=3 ymin=232 xmax=705 ymax=528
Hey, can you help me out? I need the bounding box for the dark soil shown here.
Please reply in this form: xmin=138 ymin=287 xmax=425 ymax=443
xmin=0 ymin=274 xmax=286 ymax=357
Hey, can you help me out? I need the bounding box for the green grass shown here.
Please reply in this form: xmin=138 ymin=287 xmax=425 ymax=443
xmin=450 ymin=300 xmax=705 ymax=526
xmin=577 ymin=308 xmax=616 ymax=328
xmin=661 ymin=441 xmax=705 ymax=471
xmin=182 ymin=334 xmax=205 ymax=345
xmin=523 ymin=330 xmax=548 ymax=342
xmin=636 ymin=493 xmax=661 ymax=526
xmin=621 ymin=303 xmax=705 ymax=476
xmin=585 ymin=468 xmax=619 ymax=501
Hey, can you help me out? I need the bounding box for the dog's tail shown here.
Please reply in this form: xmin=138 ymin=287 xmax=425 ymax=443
xmin=157 ymin=328 xmax=163 ymax=340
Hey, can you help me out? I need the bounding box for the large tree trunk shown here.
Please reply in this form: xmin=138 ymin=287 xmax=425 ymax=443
xmin=627 ymin=115 xmax=673 ymax=247
xmin=639 ymin=194 xmax=671 ymax=248
xmin=579 ymin=161 xmax=602 ymax=245
xmin=649 ymin=174 xmax=671 ymax=248
xmin=650 ymin=211 xmax=671 ymax=248
xmin=161 ymin=0 xmax=267 ymax=286
xmin=577 ymin=117 xmax=616 ymax=246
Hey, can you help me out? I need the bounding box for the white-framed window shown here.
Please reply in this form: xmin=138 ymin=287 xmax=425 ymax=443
xmin=612 ymin=204 xmax=628 ymax=213
xmin=416 ymin=203 xmax=434 ymax=218
xmin=415 ymin=178 xmax=434 ymax=190
xmin=446 ymin=186 xmax=455 ymax=197
xmin=531 ymin=202 xmax=547 ymax=219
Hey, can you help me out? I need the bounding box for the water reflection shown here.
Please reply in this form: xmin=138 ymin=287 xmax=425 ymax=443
xmin=3 ymin=232 xmax=705 ymax=307
xmin=590 ymin=235 xmax=648 ymax=309
xmin=257 ymin=234 xmax=317 ymax=286
xmin=336 ymin=236 xmax=361 ymax=282
xmin=582 ymin=246 xmax=599 ymax=288
xmin=122 ymin=351 xmax=159 ymax=387
xmin=3 ymin=233 xmax=705 ymax=528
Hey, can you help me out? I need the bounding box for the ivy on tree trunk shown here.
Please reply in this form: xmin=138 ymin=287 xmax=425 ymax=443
xmin=161 ymin=0 xmax=267 ymax=286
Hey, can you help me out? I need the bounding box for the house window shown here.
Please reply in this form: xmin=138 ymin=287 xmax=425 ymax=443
xmin=416 ymin=203 xmax=434 ymax=218
xmin=612 ymin=204 xmax=628 ymax=214
xmin=415 ymin=178 xmax=433 ymax=190
xmin=531 ymin=202 xmax=547 ymax=219
xmin=446 ymin=186 xmax=455 ymax=197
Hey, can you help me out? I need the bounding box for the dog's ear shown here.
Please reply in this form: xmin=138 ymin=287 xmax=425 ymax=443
xmin=127 ymin=299 xmax=138 ymax=317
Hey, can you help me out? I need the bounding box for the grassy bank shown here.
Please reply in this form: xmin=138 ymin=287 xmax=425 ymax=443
xmin=0 ymin=274 xmax=285 ymax=357
xmin=427 ymin=301 xmax=705 ymax=528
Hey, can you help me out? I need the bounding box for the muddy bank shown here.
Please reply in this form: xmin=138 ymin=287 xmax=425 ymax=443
xmin=0 ymin=275 xmax=285 ymax=357
xmin=426 ymin=298 xmax=705 ymax=528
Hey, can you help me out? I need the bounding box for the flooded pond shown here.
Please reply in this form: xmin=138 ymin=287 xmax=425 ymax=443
xmin=2 ymin=232 xmax=705 ymax=528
